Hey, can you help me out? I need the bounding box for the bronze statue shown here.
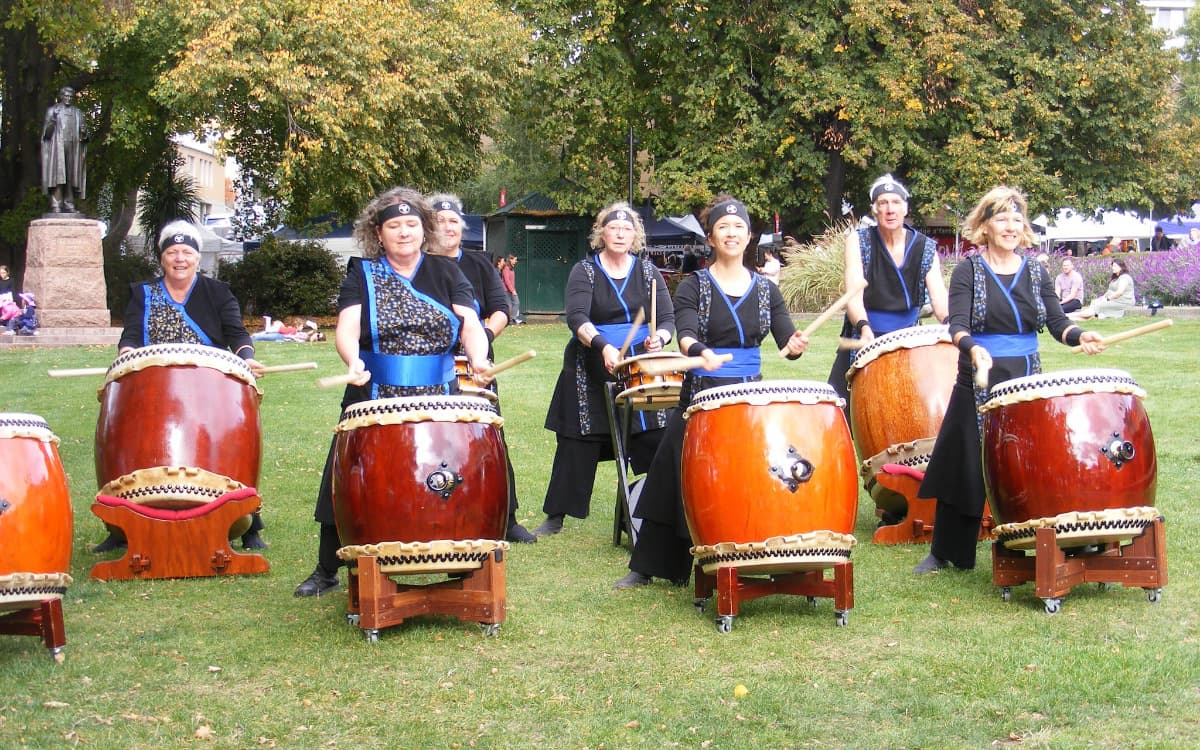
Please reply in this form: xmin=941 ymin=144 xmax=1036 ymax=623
xmin=41 ymin=86 xmax=87 ymax=214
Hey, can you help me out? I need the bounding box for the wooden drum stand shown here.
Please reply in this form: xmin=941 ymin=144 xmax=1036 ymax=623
xmin=693 ymin=561 xmax=854 ymax=633
xmin=0 ymin=593 xmax=68 ymax=661
xmin=870 ymin=463 xmax=996 ymax=545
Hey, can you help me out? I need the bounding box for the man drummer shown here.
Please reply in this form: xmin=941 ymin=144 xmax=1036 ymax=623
xmin=828 ymin=174 xmax=949 ymax=407
xmin=428 ymin=192 xmax=535 ymax=544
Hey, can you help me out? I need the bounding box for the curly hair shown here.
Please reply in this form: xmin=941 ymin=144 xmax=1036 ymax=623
xmin=588 ymin=201 xmax=646 ymax=255
xmin=961 ymin=186 xmax=1038 ymax=248
xmin=351 ymin=187 xmax=436 ymax=260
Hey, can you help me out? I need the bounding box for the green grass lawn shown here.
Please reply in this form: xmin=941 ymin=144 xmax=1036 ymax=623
xmin=2 ymin=318 xmax=1198 ymax=749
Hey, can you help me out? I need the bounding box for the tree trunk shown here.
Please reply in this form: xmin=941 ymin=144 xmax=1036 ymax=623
xmin=102 ymin=187 xmax=140 ymax=262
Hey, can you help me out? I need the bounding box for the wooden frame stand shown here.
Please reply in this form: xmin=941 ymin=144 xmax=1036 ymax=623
xmin=992 ymin=517 xmax=1167 ymax=614
xmin=88 ymin=491 xmax=269 ymax=581
xmin=871 ymin=469 xmax=995 ymax=545
xmin=0 ymin=599 xmax=66 ymax=659
xmin=693 ymin=562 xmax=854 ymax=633
xmin=346 ymin=549 xmax=507 ymax=642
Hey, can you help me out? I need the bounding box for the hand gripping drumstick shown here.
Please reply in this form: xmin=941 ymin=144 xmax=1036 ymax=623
xmin=478 ymin=350 xmax=536 ymax=378
xmin=1068 ymin=319 xmax=1173 ymax=354
xmin=779 ymin=279 xmax=869 ymax=357
xmin=635 ymin=353 xmax=734 ymax=377
xmin=617 ymin=308 xmax=647 ymax=359
xmin=47 ymin=367 xmax=109 ymax=378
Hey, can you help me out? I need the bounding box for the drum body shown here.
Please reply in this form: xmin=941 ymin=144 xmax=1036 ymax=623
xmin=681 ymin=381 xmax=858 ymax=552
xmin=94 ymin=344 xmax=262 ymax=507
xmin=846 ymin=325 xmax=957 ymax=465
xmin=614 ymin=352 xmax=685 ymax=410
xmin=453 ymin=356 xmax=497 ymax=402
xmin=332 ymin=396 xmax=508 ymax=546
xmin=981 ymin=369 xmax=1156 ymax=528
xmin=0 ymin=414 xmax=73 ymax=606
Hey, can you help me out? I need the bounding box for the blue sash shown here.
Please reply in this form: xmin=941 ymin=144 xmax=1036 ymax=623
xmin=596 ymin=322 xmax=649 ymax=349
xmin=708 ymin=347 xmax=761 ymax=377
xmin=864 ymin=307 xmax=919 ymax=335
xmin=973 ymin=333 xmax=1038 ymax=358
xmin=360 ymin=350 xmax=455 ymax=388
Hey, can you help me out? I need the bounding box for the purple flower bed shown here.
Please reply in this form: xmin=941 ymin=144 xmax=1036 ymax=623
xmin=1068 ymin=248 xmax=1200 ymax=306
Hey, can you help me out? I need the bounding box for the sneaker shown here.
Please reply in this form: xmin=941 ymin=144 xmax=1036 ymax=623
xmin=913 ymin=554 xmax=949 ymax=575
xmin=240 ymin=531 xmax=268 ymax=550
xmin=90 ymin=533 xmax=127 ymax=553
xmin=505 ymin=522 xmax=537 ymax=544
xmin=294 ymin=567 xmax=339 ymax=597
xmin=532 ymin=514 xmax=564 ymax=537
xmin=612 ymin=571 xmax=651 ymax=589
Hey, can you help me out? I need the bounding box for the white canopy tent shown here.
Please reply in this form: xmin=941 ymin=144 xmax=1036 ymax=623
xmin=1039 ymin=209 xmax=1155 ymax=250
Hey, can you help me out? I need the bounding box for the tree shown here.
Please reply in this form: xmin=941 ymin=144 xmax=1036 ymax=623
xmin=511 ymin=1 xmax=1198 ymax=235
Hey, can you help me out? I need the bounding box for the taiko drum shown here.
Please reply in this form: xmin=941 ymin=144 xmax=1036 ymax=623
xmin=0 ymin=414 xmax=73 ymax=606
xmin=681 ymin=381 xmax=858 ymax=548
xmin=94 ymin=344 xmax=262 ymax=506
xmin=332 ymin=396 xmax=508 ymax=546
xmin=981 ymin=369 xmax=1156 ymax=526
xmin=453 ymin=356 xmax=497 ymax=403
xmin=613 ymin=352 xmax=685 ymax=410
xmin=846 ymin=325 xmax=958 ymax=464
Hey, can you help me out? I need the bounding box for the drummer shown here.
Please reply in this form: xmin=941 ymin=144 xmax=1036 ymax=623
xmin=828 ymin=174 xmax=949 ymax=406
xmin=614 ymin=194 xmax=808 ymax=588
xmin=914 ymin=186 xmax=1105 ymax=575
xmin=92 ymin=220 xmax=266 ymax=553
xmin=428 ymin=192 xmax=535 ymax=544
xmin=532 ymin=202 xmax=675 ymax=537
xmin=294 ymin=187 xmax=493 ymax=597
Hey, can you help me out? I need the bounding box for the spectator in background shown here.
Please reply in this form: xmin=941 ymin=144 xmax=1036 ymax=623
xmin=757 ymin=248 xmax=782 ymax=285
xmin=502 ymin=254 xmax=524 ymax=325
xmin=1188 ymin=228 xmax=1200 ymax=251
xmin=1054 ymin=257 xmax=1085 ymax=314
xmin=1150 ymin=226 xmax=1171 ymax=252
xmin=1070 ymin=259 xmax=1136 ymax=320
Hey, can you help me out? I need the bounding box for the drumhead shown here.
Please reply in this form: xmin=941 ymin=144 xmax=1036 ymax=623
xmin=684 ymin=380 xmax=843 ymax=419
xmin=104 ymin=343 xmax=257 ymax=388
xmin=336 ymin=395 xmax=503 ymax=432
xmin=0 ymin=412 xmax=58 ymax=443
xmin=614 ymin=352 xmax=689 ymax=370
xmin=980 ymin=368 xmax=1145 ymax=413
xmin=847 ymin=325 xmax=952 ymax=382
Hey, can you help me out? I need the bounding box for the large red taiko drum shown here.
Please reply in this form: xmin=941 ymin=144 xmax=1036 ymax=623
xmin=94 ymin=344 xmax=262 ymax=507
xmin=681 ymin=381 xmax=858 ymax=573
xmin=0 ymin=413 xmax=73 ymax=608
xmin=332 ymin=396 xmax=508 ymax=546
xmin=846 ymin=325 xmax=957 ymax=516
xmin=980 ymin=369 xmax=1159 ymax=549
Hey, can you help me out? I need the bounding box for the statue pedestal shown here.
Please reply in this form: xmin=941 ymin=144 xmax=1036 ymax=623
xmin=25 ymin=218 xmax=110 ymax=327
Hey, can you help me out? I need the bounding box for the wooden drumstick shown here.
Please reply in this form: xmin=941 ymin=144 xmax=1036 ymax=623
xmin=617 ymin=308 xmax=646 ymax=359
xmin=317 ymin=371 xmax=369 ymax=389
xmin=650 ymin=283 xmax=657 ymax=339
xmin=779 ymin=279 xmax=868 ymax=357
xmin=637 ymin=353 xmax=733 ymax=377
xmin=478 ymin=350 xmax=536 ymax=378
xmin=837 ymin=337 xmax=867 ymax=352
xmin=257 ymin=362 xmax=319 ymax=374
xmin=1069 ymin=319 xmax=1173 ymax=353
xmin=47 ymin=367 xmax=108 ymax=378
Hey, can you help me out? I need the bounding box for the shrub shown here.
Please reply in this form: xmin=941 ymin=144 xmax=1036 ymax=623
xmin=104 ymin=246 xmax=159 ymax=318
xmin=777 ymin=219 xmax=853 ymax=313
xmin=219 ymin=236 xmax=343 ymax=317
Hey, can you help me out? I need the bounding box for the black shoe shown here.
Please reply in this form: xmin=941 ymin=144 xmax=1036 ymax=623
xmin=91 ymin=533 xmax=127 ymax=554
xmin=241 ymin=531 xmax=268 ymax=550
xmin=506 ymin=523 xmax=536 ymax=544
xmin=612 ymin=571 xmax=651 ymax=589
xmin=533 ymin=514 xmax=565 ymax=537
xmin=294 ymin=568 xmax=339 ymax=597
xmin=913 ymin=554 xmax=949 ymax=575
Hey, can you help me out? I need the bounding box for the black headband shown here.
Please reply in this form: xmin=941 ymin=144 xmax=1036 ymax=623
xmin=377 ymin=201 xmax=418 ymax=224
xmin=160 ymin=232 xmax=200 ymax=254
xmin=870 ymin=179 xmax=910 ymax=202
xmin=981 ymin=200 xmax=1022 ymax=222
xmin=706 ymin=200 xmax=751 ymax=233
xmin=602 ymin=208 xmax=636 ymax=227
xmin=432 ymin=200 xmax=464 ymax=218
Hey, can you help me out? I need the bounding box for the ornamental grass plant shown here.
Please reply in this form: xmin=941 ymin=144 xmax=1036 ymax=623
xmin=2 ymin=319 xmax=1198 ymax=748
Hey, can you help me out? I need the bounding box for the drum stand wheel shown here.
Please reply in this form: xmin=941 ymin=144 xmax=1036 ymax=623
xmin=992 ymin=517 xmax=1167 ymax=615
xmin=693 ymin=562 xmax=854 ymax=633
xmin=0 ymin=598 xmax=67 ymax=661
xmin=345 ymin=548 xmax=507 ymax=642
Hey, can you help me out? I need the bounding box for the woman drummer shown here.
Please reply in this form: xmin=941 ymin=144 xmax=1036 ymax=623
xmin=532 ymin=202 xmax=675 ymax=537
xmin=294 ymin=187 xmax=493 ymax=597
xmin=428 ymin=192 xmax=535 ymax=544
xmin=828 ymin=174 xmax=949 ymax=406
xmin=914 ymin=186 xmax=1104 ymax=575
xmin=92 ymin=220 xmax=266 ymax=553
xmin=614 ymin=195 xmax=808 ymax=588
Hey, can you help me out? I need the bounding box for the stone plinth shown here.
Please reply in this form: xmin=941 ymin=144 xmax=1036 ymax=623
xmin=25 ymin=218 xmax=110 ymax=327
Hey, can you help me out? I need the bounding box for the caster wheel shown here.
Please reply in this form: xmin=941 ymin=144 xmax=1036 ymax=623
xmin=1000 ymin=587 xmax=1012 ymax=603
xmin=834 ymin=610 xmax=849 ymax=627
xmin=1097 ymin=582 xmax=1111 ymax=593
xmin=49 ymin=646 xmax=66 ymax=664
xmin=1043 ymin=598 xmax=1061 ymax=615
xmin=479 ymin=622 xmax=501 ymax=637
xmin=1146 ymin=588 xmax=1162 ymax=604
xmin=807 ymin=596 xmax=818 ymax=609
xmin=715 ymin=615 xmax=734 ymax=634
xmin=346 ymin=613 xmax=360 ymax=627
xmin=694 ymin=598 xmax=708 ymax=614
xmin=365 ymin=629 xmax=380 ymax=643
